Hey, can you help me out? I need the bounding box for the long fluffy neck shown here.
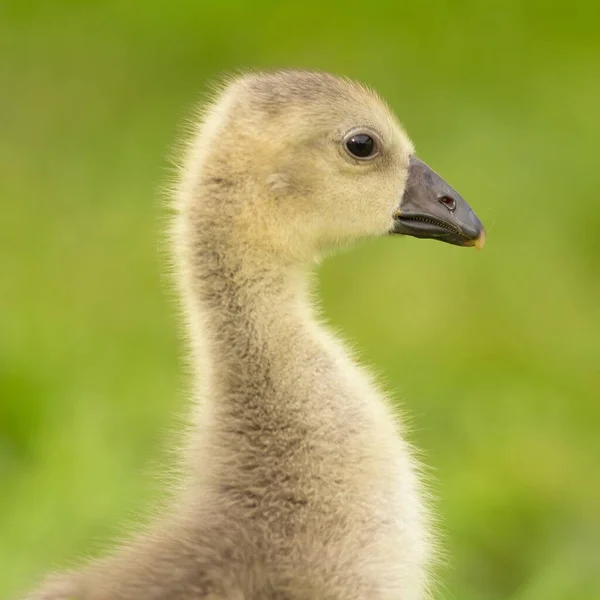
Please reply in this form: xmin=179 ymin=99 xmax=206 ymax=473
xmin=171 ymin=188 xmax=421 ymax=560
xmin=180 ymin=225 xmax=312 ymax=376
xmin=174 ymin=200 xmax=338 ymax=481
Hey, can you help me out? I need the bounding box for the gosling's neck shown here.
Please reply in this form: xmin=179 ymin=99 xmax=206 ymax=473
xmin=175 ymin=215 xmax=344 ymax=490
xmin=185 ymin=236 xmax=309 ymax=351
xmin=177 ymin=204 xmax=326 ymax=412
xmin=174 ymin=196 xmax=395 ymax=513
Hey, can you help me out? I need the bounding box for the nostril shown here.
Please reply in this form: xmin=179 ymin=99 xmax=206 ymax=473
xmin=438 ymin=195 xmax=457 ymax=212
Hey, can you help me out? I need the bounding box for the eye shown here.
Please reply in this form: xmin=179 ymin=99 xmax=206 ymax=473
xmin=345 ymin=133 xmax=378 ymax=160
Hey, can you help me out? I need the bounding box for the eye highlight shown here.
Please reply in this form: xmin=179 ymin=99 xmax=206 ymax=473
xmin=344 ymin=132 xmax=379 ymax=160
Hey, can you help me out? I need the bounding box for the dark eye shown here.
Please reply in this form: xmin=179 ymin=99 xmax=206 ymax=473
xmin=345 ymin=133 xmax=377 ymax=159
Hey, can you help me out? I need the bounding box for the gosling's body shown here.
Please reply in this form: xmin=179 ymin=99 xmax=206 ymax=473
xmin=28 ymin=70 xmax=485 ymax=600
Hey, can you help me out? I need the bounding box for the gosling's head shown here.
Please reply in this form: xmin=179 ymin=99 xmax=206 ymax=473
xmin=182 ymin=70 xmax=485 ymax=261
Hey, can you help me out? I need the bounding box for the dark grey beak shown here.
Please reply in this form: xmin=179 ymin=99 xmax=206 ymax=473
xmin=391 ymin=156 xmax=486 ymax=248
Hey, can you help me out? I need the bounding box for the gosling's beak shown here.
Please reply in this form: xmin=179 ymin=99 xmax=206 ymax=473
xmin=391 ymin=156 xmax=486 ymax=248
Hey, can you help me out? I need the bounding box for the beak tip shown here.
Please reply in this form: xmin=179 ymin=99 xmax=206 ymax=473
xmin=473 ymin=229 xmax=486 ymax=250
xmin=475 ymin=229 xmax=485 ymax=250
xmin=462 ymin=227 xmax=486 ymax=249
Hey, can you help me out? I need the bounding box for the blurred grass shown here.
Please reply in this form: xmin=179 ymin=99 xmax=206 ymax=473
xmin=1 ymin=1 xmax=599 ymax=598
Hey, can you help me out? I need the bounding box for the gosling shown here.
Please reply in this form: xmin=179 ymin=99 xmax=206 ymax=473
xmin=27 ymin=69 xmax=485 ymax=600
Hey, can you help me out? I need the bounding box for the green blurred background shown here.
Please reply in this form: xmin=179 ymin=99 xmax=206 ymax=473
xmin=1 ymin=1 xmax=599 ymax=598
